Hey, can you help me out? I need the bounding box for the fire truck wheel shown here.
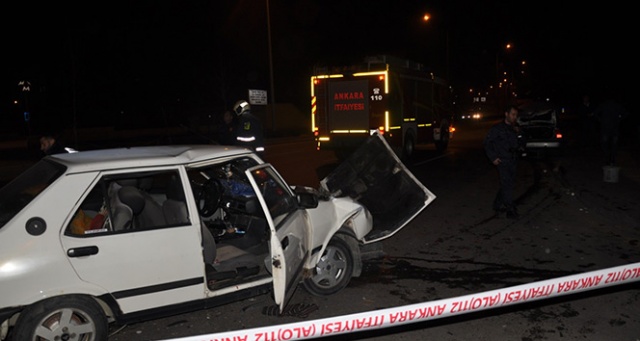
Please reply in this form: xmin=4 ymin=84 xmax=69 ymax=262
xmin=435 ymin=133 xmax=449 ymax=152
xmin=402 ymin=132 xmax=415 ymax=162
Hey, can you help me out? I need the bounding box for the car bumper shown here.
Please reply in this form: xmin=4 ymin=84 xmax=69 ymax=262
xmin=526 ymin=141 xmax=561 ymax=148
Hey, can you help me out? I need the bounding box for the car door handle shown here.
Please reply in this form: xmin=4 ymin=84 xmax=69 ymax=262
xmin=281 ymin=236 xmax=289 ymax=249
xmin=67 ymin=246 xmax=99 ymax=257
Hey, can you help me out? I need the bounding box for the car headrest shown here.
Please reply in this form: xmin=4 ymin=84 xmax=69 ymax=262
xmin=118 ymin=186 xmax=146 ymax=215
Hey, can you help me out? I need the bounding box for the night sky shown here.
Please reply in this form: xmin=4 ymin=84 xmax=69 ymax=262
xmin=1 ymin=1 xmax=634 ymax=135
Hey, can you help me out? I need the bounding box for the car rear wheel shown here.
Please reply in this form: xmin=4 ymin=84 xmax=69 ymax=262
xmin=12 ymin=295 xmax=107 ymax=341
xmin=303 ymin=237 xmax=354 ymax=296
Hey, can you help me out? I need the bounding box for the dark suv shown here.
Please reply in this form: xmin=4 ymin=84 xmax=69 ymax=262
xmin=517 ymin=102 xmax=564 ymax=158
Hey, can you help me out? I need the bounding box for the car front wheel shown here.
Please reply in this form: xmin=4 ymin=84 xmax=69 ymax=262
xmin=12 ymin=295 xmax=108 ymax=341
xmin=303 ymin=236 xmax=354 ymax=296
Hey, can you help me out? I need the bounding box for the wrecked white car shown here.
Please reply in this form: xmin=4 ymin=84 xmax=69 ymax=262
xmin=0 ymin=133 xmax=434 ymax=340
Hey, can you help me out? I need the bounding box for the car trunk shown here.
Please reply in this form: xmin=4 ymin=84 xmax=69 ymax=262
xmin=518 ymin=107 xmax=557 ymax=140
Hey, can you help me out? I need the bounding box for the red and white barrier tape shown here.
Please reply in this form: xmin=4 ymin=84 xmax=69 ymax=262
xmin=159 ymin=262 xmax=640 ymax=341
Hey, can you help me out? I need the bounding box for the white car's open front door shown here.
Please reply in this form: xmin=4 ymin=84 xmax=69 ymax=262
xmin=245 ymin=164 xmax=309 ymax=313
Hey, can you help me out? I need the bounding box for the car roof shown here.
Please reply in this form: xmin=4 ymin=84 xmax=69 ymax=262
xmin=47 ymin=145 xmax=253 ymax=174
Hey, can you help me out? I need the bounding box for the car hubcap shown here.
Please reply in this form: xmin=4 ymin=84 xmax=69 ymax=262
xmin=312 ymin=246 xmax=347 ymax=288
xmin=37 ymin=308 xmax=95 ymax=341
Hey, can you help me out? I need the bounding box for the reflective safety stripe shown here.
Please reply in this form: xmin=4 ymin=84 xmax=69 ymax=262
xmin=237 ymin=136 xmax=256 ymax=142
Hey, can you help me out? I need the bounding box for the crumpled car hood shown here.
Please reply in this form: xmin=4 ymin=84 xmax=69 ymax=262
xmin=320 ymin=132 xmax=436 ymax=242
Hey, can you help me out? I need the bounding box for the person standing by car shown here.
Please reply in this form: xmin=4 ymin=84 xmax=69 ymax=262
xmin=217 ymin=110 xmax=237 ymax=145
xmin=578 ymin=94 xmax=598 ymax=147
xmin=233 ymin=100 xmax=265 ymax=156
xmin=39 ymin=134 xmax=69 ymax=156
xmin=594 ymin=95 xmax=629 ymax=165
xmin=484 ymin=105 xmax=522 ymax=219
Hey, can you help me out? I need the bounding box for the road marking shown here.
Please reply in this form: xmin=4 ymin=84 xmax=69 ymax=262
xmin=413 ymin=152 xmax=453 ymax=166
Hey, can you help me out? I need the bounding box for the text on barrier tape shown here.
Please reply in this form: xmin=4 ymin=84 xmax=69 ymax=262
xmin=159 ymin=262 xmax=640 ymax=341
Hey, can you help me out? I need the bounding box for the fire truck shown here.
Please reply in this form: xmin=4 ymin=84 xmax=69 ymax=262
xmin=311 ymin=55 xmax=454 ymax=160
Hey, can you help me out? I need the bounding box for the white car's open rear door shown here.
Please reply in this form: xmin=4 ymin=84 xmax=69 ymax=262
xmin=245 ymin=164 xmax=309 ymax=313
xmin=321 ymin=132 xmax=436 ymax=243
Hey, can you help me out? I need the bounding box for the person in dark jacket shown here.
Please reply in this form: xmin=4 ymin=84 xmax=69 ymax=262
xmin=578 ymin=94 xmax=598 ymax=147
xmin=594 ymin=97 xmax=629 ymax=165
xmin=217 ymin=110 xmax=237 ymax=145
xmin=39 ymin=135 xmax=69 ymax=156
xmin=233 ymin=100 xmax=265 ymax=156
xmin=483 ymin=105 xmax=522 ymax=218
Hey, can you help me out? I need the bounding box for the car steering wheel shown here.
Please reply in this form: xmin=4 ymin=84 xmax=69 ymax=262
xmin=194 ymin=179 xmax=223 ymax=218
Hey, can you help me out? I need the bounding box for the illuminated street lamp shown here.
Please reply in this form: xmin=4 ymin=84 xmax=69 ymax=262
xmin=421 ymin=12 xmax=450 ymax=81
xmin=496 ymin=43 xmax=512 ymax=85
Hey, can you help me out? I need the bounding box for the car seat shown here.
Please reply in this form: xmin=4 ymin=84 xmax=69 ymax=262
xmin=108 ymin=182 xmax=132 ymax=231
xmin=201 ymin=223 xmax=262 ymax=283
xmin=163 ymin=175 xmax=189 ymax=225
xmin=118 ymin=186 xmax=166 ymax=229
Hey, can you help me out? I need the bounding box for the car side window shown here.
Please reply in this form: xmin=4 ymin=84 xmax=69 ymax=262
xmin=65 ymin=170 xmax=189 ymax=236
xmin=67 ymin=184 xmax=110 ymax=236
xmin=248 ymin=167 xmax=296 ymax=228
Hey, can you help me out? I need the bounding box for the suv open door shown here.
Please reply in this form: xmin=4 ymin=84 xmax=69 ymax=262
xmin=321 ymin=132 xmax=436 ymax=242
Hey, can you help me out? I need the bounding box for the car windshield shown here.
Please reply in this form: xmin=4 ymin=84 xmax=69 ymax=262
xmin=0 ymin=159 xmax=66 ymax=228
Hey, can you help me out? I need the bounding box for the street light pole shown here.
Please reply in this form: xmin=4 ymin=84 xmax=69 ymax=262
xmin=423 ymin=13 xmax=450 ymax=81
xmin=266 ymin=0 xmax=276 ymax=132
xmin=445 ymin=28 xmax=450 ymax=82
xmin=495 ymin=43 xmax=512 ymax=111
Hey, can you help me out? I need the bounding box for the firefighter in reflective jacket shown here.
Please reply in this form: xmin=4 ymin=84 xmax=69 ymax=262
xmin=233 ymin=100 xmax=265 ymax=155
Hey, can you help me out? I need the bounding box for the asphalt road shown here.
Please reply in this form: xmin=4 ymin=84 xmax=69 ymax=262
xmin=108 ymin=121 xmax=638 ymax=340
xmin=2 ymin=121 xmax=639 ymax=340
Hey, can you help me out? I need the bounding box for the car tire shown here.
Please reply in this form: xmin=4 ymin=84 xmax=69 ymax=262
xmin=303 ymin=236 xmax=354 ymax=296
xmin=12 ymin=295 xmax=108 ymax=341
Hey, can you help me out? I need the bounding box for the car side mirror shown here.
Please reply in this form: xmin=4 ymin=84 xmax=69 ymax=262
xmin=293 ymin=186 xmax=319 ymax=209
